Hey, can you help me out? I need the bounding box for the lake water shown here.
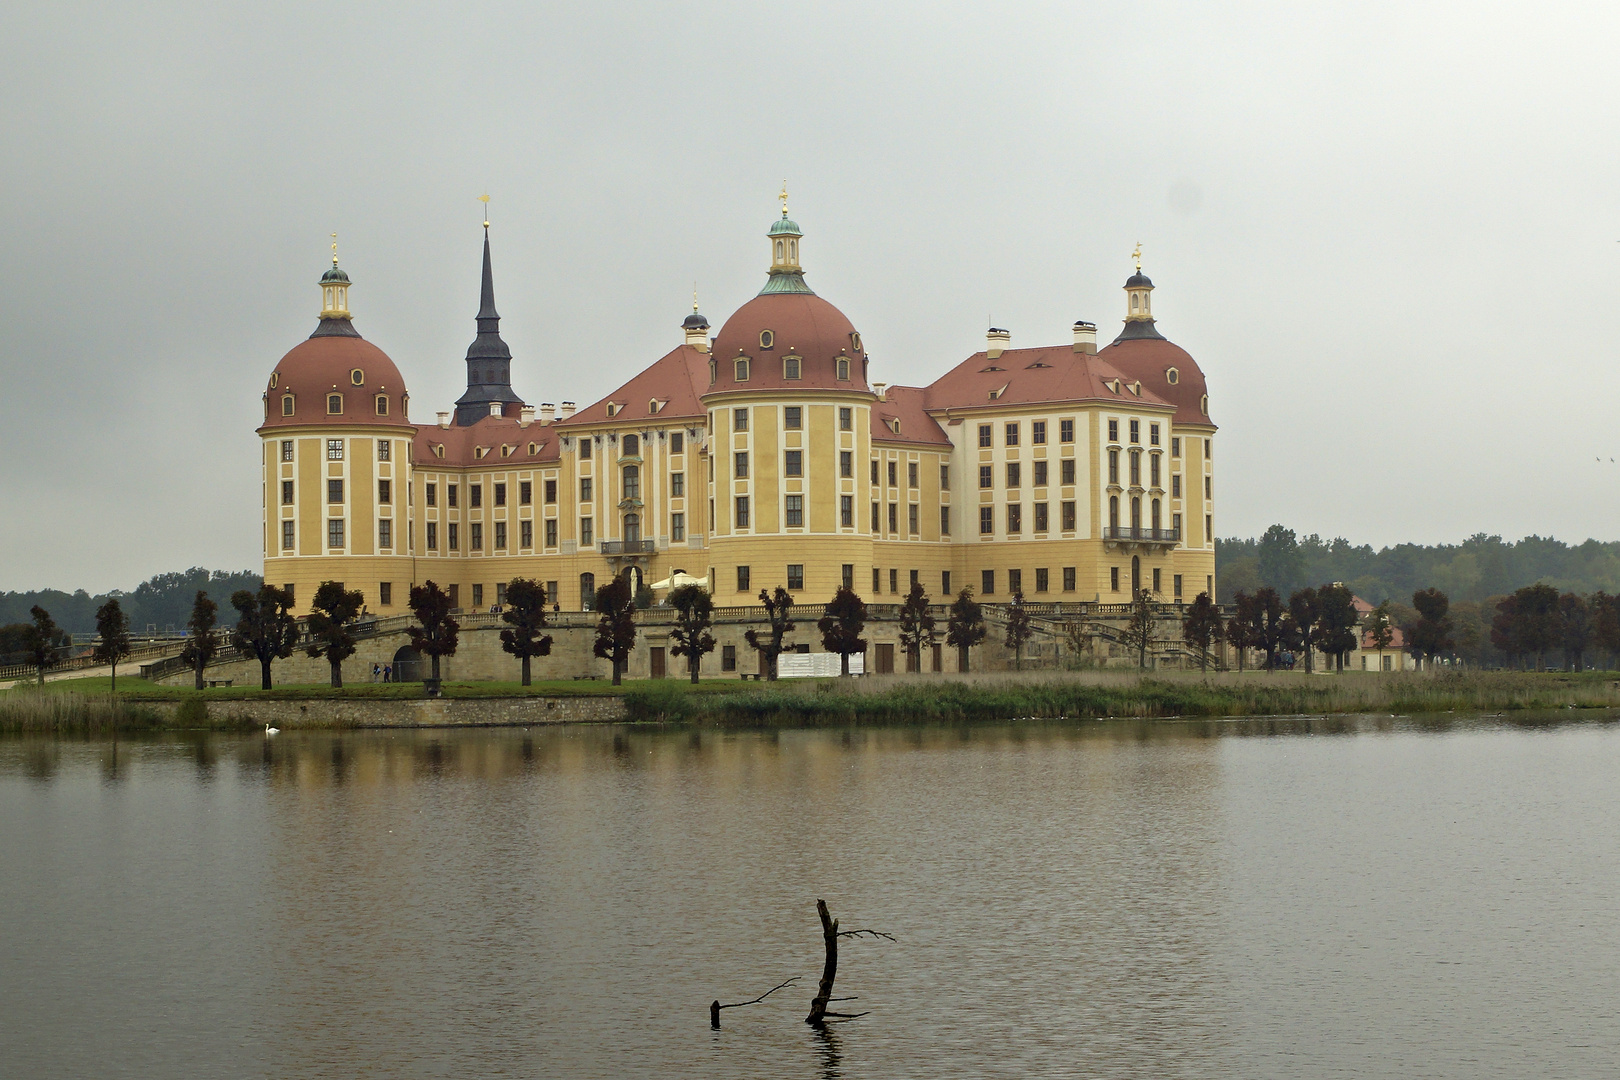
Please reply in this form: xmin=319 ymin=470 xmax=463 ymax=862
xmin=3 ymin=715 xmax=1618 ymax=1079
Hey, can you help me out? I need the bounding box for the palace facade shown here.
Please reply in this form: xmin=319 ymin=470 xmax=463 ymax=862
xmin=259 ymin=205 xmax=1217 ymax=619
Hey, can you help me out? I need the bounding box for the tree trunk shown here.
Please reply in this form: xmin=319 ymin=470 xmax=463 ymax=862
xmin=766 ymin=654 xmax=777 ymax=681
xmin=431 ymin=653 xmax=442 ymax=681
xmin=805 ymin=899 xmax=839 ymax=1025
xmin=689 ymin=655 xmax=700 ymax=684
xmin=194 ymin=658 xmax=205 ymax=691
xmin=522 ymin=655 xmax=532 ymax=686
xmin=110 ymin=660 xmax=117 ymax=695
xmin=958 ymin=645 xmax=969 ymax=672
xmin=330 ymin=658 xmax=343 ymax=689
xmin=260 ymin=655 xmax=273 ymax=691
xmin=612 ymin=657 xmax=622 ymax=685
xmin=840 ymin=652 xmax=850 ymax=677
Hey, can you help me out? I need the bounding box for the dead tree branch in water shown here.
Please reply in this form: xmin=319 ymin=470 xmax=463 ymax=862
xmin=805 ymin=899 xmax=891 ymax=1025
xmin=710 ymin=977 xmax=800 ymax=1028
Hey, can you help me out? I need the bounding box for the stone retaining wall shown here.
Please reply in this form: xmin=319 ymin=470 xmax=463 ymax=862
xmin=146 ymin=695 xmax=627 ymax=729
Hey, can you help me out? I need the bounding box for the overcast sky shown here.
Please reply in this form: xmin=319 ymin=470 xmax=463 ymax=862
xmin=3 ymin=1 xmax=1618 ymax=592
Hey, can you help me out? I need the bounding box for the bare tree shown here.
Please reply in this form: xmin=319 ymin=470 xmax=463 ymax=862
xmin=805 ymin=899 xmax=893 ymax=1026
xmin=1118 ymin=590 xmax=1158 ymax=669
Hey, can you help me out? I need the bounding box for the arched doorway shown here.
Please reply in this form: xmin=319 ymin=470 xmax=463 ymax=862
xmin=391 ymin=645 xmax=423 ymax=682
xmin=1131 ymin=556 xmax=1141 ymax=597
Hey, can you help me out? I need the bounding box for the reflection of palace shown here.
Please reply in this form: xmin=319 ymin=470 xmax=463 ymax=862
xmin=259 ymin=199 xmax=1216 ymax=620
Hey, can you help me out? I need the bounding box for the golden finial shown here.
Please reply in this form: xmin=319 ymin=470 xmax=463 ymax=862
xmin=693 ymin=282 xmax=700 ymax=313
xmin=1132 ymin=242 xmax=1142 ymax=272
xmin=478 ymin=192 xmax=490 ymax=229
xmin=331 ymin=232 xmax=339 ymax=267
xmin=779 ymin=180 xmax=789 ymax=218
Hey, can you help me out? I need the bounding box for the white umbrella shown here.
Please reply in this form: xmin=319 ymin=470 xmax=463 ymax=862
xmin=650 ymin=572 xmax=708 ymax=590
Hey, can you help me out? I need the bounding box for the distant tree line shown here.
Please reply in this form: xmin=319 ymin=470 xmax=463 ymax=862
xmin=0 ymin=568 xmax=263 ymax=636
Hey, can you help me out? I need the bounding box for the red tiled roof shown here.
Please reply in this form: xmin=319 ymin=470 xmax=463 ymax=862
xmin=870 ymin=384 xmax=950 ymax=446
xmin=923 ymin=344 xmax=1174 ymax=414
xmin=261 ymin=334 xmax=413 ymax=431
xmin=1097 ymin=336 xmax=1214 ymax=427
xmin=1361 ymin=626 xmax=1408 ymax=650
xmin=707 ymin=292 xmax=870 ymax=395
xmin=411 ymin=413 xmax=561 ymax=468
xmin=555 ymin=345 xmax=709 ymax=429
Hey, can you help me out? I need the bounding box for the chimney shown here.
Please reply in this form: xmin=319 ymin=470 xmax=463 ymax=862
xmin=518 ymin=405 xmax=536 ymax=427
xmin=436 ymin=411 xmax=451 ymax=428
xmin=540 ymin=402 xmax=556 ymax=423
xmin=685 ymin=326 xmax=710 ymax=352
xmin=560 ymin=401 xmax=577 ymax=418
xmin=1072 ymin=320 xmax=1097 ymax=354
xmin=986 ymin=327 xmax=1010 ymax=359
xmin=872 ymin=381 xmax=887 ymax=401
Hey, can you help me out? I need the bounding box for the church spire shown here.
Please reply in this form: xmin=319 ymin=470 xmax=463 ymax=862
xmin=310 ymin=233 xmax=360 ymax=338
xmin=1112 ymin=245 xmax=1167 ymax=343
xmin=453 ymin=208 xmax=525 ymax=425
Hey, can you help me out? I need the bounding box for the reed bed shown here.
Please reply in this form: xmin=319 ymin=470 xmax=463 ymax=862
xmin=0 ymin=689 xmax=165 ymax=735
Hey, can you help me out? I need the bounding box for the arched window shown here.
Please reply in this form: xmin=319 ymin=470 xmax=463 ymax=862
xmin=775 ymin=240 xmax=784 ymax=261
xmin=709 ymin=359 xmax=717 ymax=385
xmin=282 ymin=394 xmax=295 ymax=416
xmin=789 ymin=239 xmax=797 ymax=261
xmin=580 ymin=573 xmax=596 ymax=610
xmin=735 ymin=358 xmax=750 ymax=382
xmin=327 ymin=394 xmax=342 ymax=414
xmin=622 ymin=433 xmax=639 ymax=456
xmin=375 ymin=395 xmax=388 ymax=416
xmin=622 ymin=464 xmax=640 ymax=500
xmin=1131 ymin=294 xmax=1138 ymax=312
xmin=836 ymin=357 xmax=850 ymax=381
xmin=623 ymin=513 xmax=641 ymax=543
xmin=1109 ymin=495 xmax=1119 ymax=531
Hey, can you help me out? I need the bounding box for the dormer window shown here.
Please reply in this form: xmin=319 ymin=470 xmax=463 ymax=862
xmin=501 ymin=444 xmax=513 ymax=458
xmin=434 ymin=444 xmax=445 ymax=458
xmin=649 ymin=399 xmax=663 ymax=414
xmin=282 ymin=394 xmax=295 ymax=416
xmin=475 ymin=446 xmax=489 ymax=459
xmin=734 ymin=358 xmax=750 ymax=381
xmin=783 ymin=356 xmax=801 ymax=379
xmin=709 ymin=359 xmax=717 ymax=385
xmin=759 ymin=329 xmax=774 ymax=349
xmin=269 ymin=372 xmax=279 ymax=389
xmin=1201 ymin=394 xmax=1209 ymax=415
xmin=836 ymin=357 xmax=850 ymax=380
xmin=1166 ymin=367 xmax=1180 ymax=385
xmin=605 ymin=402 xmax=617 ymax=417
xmin=350 ymin=369 xmax=364 ymax=386
xmin=375 ymin=395 xmax=388 ymax=415
xmin=327 ymin=393 xmax=342 ymax=414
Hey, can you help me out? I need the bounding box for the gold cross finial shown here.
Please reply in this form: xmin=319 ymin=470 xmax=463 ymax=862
xmin=693 ymin=282 xmax=700 ymax=313
xmin=1132 ymin=242 xmax=1142 ymax=272
xmin=331 ymin=232 xmax=339 ymax=267
xmin=779 ymin=181 xmax=789 ymax=218
xmin=478 ymin=193 xmax=490 ymax=229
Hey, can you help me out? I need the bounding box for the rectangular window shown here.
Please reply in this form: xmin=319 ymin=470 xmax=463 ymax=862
xmin=670 ymin=432 xmax=684 ymax=453
xmin=940 ymin=464 xmax=949 ymax=487
xmin=327 ymin=479 xmax=343 ymax=503
xmin=842 ymin=564 xmax=854 ymax=590
xmin=471 ymin=484 xmax=483 ymax=508
xmin=671 ymin=512 xmax=685 ymax=541
xmin=496 ymin=582 xmax=508 ymax=607
xmin=1172 ymin=475 xmax=1182 ymax=497
xmin=1006 ymin=462 xmax=1020 ymax=488
xmin=1108 ymin=451 xmax=1119 ymax=484
xmin=979 ymin=465 xmax=993 ymax=488
xmin=581 ymin=517 xmax=593 ymax=544
xmin=522 ymin=519 xmax=534 ymax=547
xmin=448 ymin=523 xmax=459 ymax=550
xmin=908 ymin=503 xmax=919 ymax=534
xmin=1107 ymin=419 xmax=1119 ymax=442
xmin=494 ymin=522 xmax=507 ymax=549
xmin=471 ymin=523 xmax=483 ymax=550
xmin=1060 ymin=419 xmax=1075 ymax=443
xmin=1061 ymin=459 xmax=1075 ymax=485
xmin=890 ymin=568 xmax=899 ymax=593
xmin=1063 ymin=566 xmax=1076 ymax=592
xmin=787 ymin=564 xmax=804 ymax=590
xmin=547 ymin=580 xmax=558 ymax=606
xmin=1007 ymin=504 xmax=1022 ymax=533
xmin=280 ymin=440 xmax=294 ymax=462
xmin=426 ymin=482 xmax=437 ymax=507
xmin=327 ymin=438 xmax=343 ymax=460
xmin=942 ymin=570 xmax=951 ymax=596
xmin=1151 ymin=456 xmax=1161 ymax=487
xmin=1034 ymin=503 xmax=1048 ymax=532
xmin=840 ymin=451 xmax=852 ymax=478
xmin=580 ymin=439 xmax=592 ymax=460
xmin=1062 ymin=501 xmax=1076 ymax=531
xmin=1172 ymin=437 xmax=1181 ymax=457
xmin=1150 ymin=423 xmax=1160 ymax=446
xmin=379 ymin=519 xmax=392 ymax=548
xmin=1174 ymin=574 xmax=1183 ymax=599
xmin=376 ymin=440 xmax=390 ymax=462
xmin=1206 ymin=514 xmax=1212 ymax=542
xmin=281 ymin=480 xmax=293 ymax=505
xmin=979 ymin=506 xmax=993 ymax=535
xmin=978 ymin=424 xmax=992 ymax=448
xmin=784 ymin=358 xmax=801 ymax=380
xmin=722 ymin=644 xmax=737 ymax=672
xmin=378 ymin=479 xmax=391 ymax=504
xmin=734 ymin=407 xmax=748 ymax=431
xmin=1033 ymin=461 xmax=1047 ymax=487
xmin=473 ymin=584 xmax=484 ymax=609
xmin=494 ymin=483 xmax=507 ymax=507
xmin=379 ymin=582 xmax=392 ymax=605
xmin=1153 ymin=568 xmax=1162 ymax=594
xmin=785 ymin=450 xmax=802 ymax=477
xmin=735 ymin=496 xmax=750 ymax=527
xmin=427 ymin=522 xmax=438 ymax=549
xmin=672 ymin=472 xmax=685 ymax=497
xmin=871 ymin=502 xmax=881 ymax=531
xmin=873 ymin=567 xmax=882 ymax=594
xmin=908 ymin=462 xmax=918 ymax=488
xmin=737 ymin=565 xmax=751 ymax=592
xmin=786 ymin=495 xmax=803 ymax=527
xmin=871 ymin=460 xmax=879 ymax=483
xmin=1110 ymin=566 xmax=1120 ymax=592
xmin=735 ymin=452 xmax=749 ymax=479
xmin=840 ymin=495 xmax=853 ymax=527
xmin=580 ymin=478 xmax=592 ymax=502
xmin=982 ymin=569 xmax=995 ymax=595
xmin=1129 ymin=419 xmax=1140 ymax=444
xmin=888 ymin=502 xmax=898 ymax=533
xmin=785 ymin=406 xmax=802 ymax=429
xmin=1205 ymin=476 xmax=1212 ymax=498
xmin=839 ymin=407 xmax=852 ymax=431
xmin=1032 ymin=421 xmax=1047 ymax=445
xmin=1009 ymin=569 xmax=1022 ymax=594
xmin=1004 ymin=422 xmax=1019 ymax=446
xmin=1173 ymin=512 xmax=1183 ymax=538
xmin=1130 ymin=452 xmax=1141 ymax=486
xmin=447 ymin=584 xmax=458 ymax=608
xmin=940 ymin=506 xmax=951 ymax=535
xmin=281 ymin=521 xmax=294 ymax=549
xmin=328 ymin=518 xmax=344 ymax=548
xmin=888 ymin=461 xmax=897 ymax=487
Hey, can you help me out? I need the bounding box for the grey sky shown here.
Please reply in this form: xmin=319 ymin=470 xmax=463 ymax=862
xmin=3 ymin=1 xmax=1617 ymax=592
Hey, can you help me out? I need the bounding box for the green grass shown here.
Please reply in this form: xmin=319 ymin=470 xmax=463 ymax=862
xmin=1 ymin=673 xmax=755 ymax=702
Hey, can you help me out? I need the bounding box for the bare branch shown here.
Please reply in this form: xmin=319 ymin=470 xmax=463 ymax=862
xmin=837 ymin=928 xmax=896 ymax=942
xmin=711 ymin=977 xmax=800 ymax=1027
xmin=821 ymin=1011 xmax=871 ymax=1022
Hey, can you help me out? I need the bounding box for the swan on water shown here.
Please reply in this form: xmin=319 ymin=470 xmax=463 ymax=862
xmin=265 ymin=724 xmax=279 ymax=735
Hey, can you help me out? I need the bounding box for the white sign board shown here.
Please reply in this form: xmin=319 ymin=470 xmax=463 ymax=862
xmin=776 ymin=652 xmax=865 ymax=678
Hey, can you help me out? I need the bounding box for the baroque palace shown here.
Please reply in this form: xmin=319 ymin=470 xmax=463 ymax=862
xmin=260 ymin=200 xmax=1217 ymax=644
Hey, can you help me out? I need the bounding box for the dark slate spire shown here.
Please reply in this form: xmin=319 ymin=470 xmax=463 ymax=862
xmin=453 ymin=225 xmax=526 ymax=426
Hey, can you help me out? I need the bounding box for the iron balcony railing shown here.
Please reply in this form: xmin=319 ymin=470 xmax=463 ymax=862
xmin=598 ymin=539 xmax=657 ymax=555
xmin=1102 ymin=526 xmax=1180 ymax=544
